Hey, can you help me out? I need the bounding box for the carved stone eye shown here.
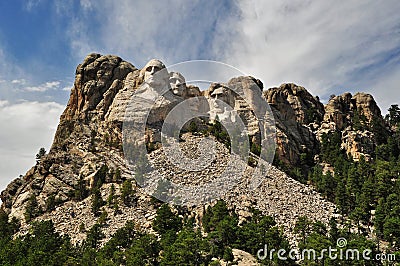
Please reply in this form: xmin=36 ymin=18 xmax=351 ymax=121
xmin=170 ymin=78 xmax=178 ymax=84
xmin=147 ymin=66 xmax=161 ymax=72
xmin=211 ymin=88 xmax=224 ymax=98
xmin=146 ymin=66 xmax=161 ymax=73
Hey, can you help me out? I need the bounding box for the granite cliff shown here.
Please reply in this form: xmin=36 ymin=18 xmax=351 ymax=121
xmin=1 ymin=53 xmax=390 ymax=245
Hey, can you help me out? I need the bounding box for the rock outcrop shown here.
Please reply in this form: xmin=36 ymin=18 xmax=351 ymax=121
xmin=264 ymin=83 xmax=324 ymax=166
xmin=1 ymin=53 xmax=389 ymax=247
xmin=2 ymin=53 xmax=140 ymax=221
xmin=202 ymin=76 xmax=263 ymax=135
xmin=61 ymin=53 xmax=136 ymax=121
xmin=320 ymin=92 xmax=388 ymax=161
xmin=265 ymin=83 xmax=325 ymax=125
xmin=323 ymin=92 xmax=384 ymax=131
xmin=15 ymin=132 xmax=337 ymax=246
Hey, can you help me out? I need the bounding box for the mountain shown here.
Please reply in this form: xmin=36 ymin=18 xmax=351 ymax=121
xmin=1 ymin=53 xmax=398 ymax=260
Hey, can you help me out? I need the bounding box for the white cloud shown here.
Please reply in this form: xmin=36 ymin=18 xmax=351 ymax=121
xmin=11 ymin=79 xmax=26 ymax=85
xmin=217 ymin=0 xmax=400 ymax=103
xmin=0 ymin=100 xmax=8 ymax=107
xmin=0 ymin=101 xmax=64 ymax=191
xmin=63 ymin=0 xmax=400 ymax=110
xmin=0 ymin=41 xmax=27 ymax=86
xmin=23 ymin=81 xmax=61 ymax=92
xmin=66 ymin=0 xmax=237 ymax=66
xmin=67 ymin=17 xmax=96 ymax=60
xmin=54 ymin=0 xmax=74 ymax=16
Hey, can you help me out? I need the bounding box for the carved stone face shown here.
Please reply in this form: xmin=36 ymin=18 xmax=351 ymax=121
xmin=210 ymin=87 xmax=228 ymax=111
xmin=169 ymin=72 xmax=186 ymax=96
xmin=141 ymin=59 xmax=168 ymax=87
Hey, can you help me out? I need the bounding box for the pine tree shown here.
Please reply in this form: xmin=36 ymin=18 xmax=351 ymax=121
xmin=335 ymin=179 xmax=348 ymax=215
xmin=75 ymin=174 xmax=89 ymax=201
xmin=46 ymin=194 xmax=56 ymax=212
xmin=328 ymin=217 xmax=339 ymax=242
xmin=383 ymin=218 xmax=400 ymax=248
xmin=25 ymin=194 xmax=40 ymax=222
xmin=125 ymin=234 xmax=160 ymax=266
xmin=92 ymin=165 xmax=109 ymax=191
xmin=113 ymin=168 xmax=121 ymax=182
xmin=91 ymin=188 xmax=104 ymax=216
xmin=85 ymin=223 xmax=104 ymax=249
xmin=374 ymin=198 xmax=386 ymax=239
xmin=153 ymin=204 xmax=182 ymax=236
xmin=321 ymin=171 xmax=336 ymax=200
xmin=387 ymin=104 xmax=400 ymax=127
xmin=107 ymin=184 xmax=116 ymax=206
xmin=35 ymin=147 xmax=46 ymax=164
xmin=294 ymin=216 xmax=312 ymax=246
xmin=160 ymin=226 xmax=209 ymax=265
xmin=121 ymin=180 xmax=134 ymax=206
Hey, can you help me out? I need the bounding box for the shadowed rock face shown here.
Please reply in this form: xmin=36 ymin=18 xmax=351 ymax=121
xmin=62 ymin=53 xmax=136 ymax=121
xmin=265 ymin=83 xmax=325 ymax=125
xmin=263 ymin=83 xmax=325 ymax=166
xmin=53 ymin=53 xmax=138 ymax=149
xmin=202 ymin=76 xmax=264 ymax=135
xmin=202 ymin=81 xmax=325 ymax=167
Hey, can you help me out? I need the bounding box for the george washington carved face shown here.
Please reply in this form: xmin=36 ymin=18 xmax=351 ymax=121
xmin=141 ymin=59 xmax=168 ymax=87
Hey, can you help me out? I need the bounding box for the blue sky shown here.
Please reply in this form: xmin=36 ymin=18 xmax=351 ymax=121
xmin=0 ymin=0 xmax=400 ymax=190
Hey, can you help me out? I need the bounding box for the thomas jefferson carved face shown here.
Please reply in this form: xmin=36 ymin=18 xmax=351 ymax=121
xmin=169 ymin=72 xmax=186 ymax=96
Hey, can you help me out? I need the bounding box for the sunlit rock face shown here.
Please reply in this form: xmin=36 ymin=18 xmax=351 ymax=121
xmin=0 ymin=53 xmax=388 ymax=243
xmin=169 ymin=72 xmax=187 ymax=97
xmin=207 ymin=85 xmax=236 ymax=124
xmin=319 ymin=92 xmax=388 ymax=161
xmin=203 ymin=77 xmax=263 ymax=133
xmin=202 ymin=79 xmax=324 ymax=167
xmin=323 ymin=92 xmax=384 ymax=131
xmin=140 ymin=59 xmax=168 ymax=88
xmin=60 ymin=53 xmax=136 ymax=122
